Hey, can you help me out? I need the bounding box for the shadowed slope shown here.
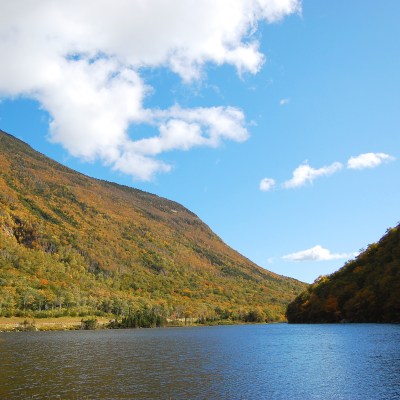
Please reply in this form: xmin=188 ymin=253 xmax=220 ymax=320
xmin=287 ymin=224 xmax=400 ymax=323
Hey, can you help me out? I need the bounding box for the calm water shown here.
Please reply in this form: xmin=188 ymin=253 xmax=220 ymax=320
xmin=1 ymin=324 xmax=400 ymax=399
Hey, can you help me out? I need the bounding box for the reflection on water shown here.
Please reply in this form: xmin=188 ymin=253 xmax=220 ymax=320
xmin=1 ymin=324 xmax=400 ymax=399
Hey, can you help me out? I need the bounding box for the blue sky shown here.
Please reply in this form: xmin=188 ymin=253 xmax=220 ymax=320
xmin=0 ymin=1 xmax=399 ymax=283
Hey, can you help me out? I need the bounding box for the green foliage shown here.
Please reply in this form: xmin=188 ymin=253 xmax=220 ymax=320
xmin=244 ymin=309 xmax=266 ymax=323
xmin=286 ymin=224 xmax=400 ymax=323
xmin=0 ymin=129 xmax=306 ymax=323
xmin=119 ymin=308 xmax=166 ymax=328
xmin=81 ymin=318 xmax=98 ymax=330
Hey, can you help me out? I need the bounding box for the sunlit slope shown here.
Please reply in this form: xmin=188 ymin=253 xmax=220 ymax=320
xmin=286 ymin=224 xmax=400 ymax=323
xmin=0 ymin=129 xmax=306 ymax=321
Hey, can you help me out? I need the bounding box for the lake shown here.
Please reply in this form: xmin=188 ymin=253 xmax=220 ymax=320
xmin=1 ymin=324 xmax=400 ymax=399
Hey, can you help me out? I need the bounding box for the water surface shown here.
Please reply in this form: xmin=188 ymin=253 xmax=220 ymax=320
xmin=1 ymin=324 xmax=399 ymax=399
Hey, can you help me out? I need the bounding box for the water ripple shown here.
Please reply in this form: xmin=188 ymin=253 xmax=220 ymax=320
xmin=0 ymin=324 xmax=399 ymax=399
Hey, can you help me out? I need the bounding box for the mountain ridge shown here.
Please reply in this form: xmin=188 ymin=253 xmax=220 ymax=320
xmin=0 ymin=129 xmax=306 ymax=323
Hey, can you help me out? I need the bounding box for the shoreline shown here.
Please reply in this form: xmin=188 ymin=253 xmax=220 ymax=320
xmin=0 ymin=316 xmax=273 ymax=332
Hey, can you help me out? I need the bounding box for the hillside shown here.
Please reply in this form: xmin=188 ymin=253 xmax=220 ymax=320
xmin=286 ymin=224 xmax=400 ymax=323
xmin=0 ymin=129 xmax=305 ymax=323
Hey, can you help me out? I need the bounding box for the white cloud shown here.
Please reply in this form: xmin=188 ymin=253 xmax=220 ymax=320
xmin=279 ymin=98 xmax=290 ymax=106
xmin=117 ymin=106 xmax=249 ymax=180
xmin=347 ymin=152 xmax=395 ymax=170
xmin=0 ymin=0 xmax=301 ymax=180
xmin=259 ymin=177 xmax=276 ymax=191
xmin=282 ymin=245 xmax=354 ymax=262
xmin=283 ymin=162 xmax=342 ymax=189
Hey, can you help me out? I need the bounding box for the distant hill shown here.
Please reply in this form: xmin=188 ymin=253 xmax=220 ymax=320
xmin=286 ymin=224 xmax=400 ymax=323
xmin=0 ymin=129 xmax=305 ymax=323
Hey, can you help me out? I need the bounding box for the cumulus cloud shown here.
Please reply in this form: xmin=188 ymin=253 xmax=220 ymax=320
xmin=0 ymin=0 xmax=301 ymax=180
xmin=347 ymin=152 xmax=395 ymax=170
xmin=283 ymin=162 xmax=342 ymax=189
xmin=261 ymin=152 xmax=394 ymax=194
xmin=282 ymin=245 xmax=354 ymax=262
xmin=259 ymin=177 xmax=276 ymax=191
xmin=118 ymin=105 xmax=249 ymax=180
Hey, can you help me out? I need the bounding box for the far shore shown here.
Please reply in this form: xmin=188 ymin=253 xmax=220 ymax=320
xmin=0 ymin=316 xmax=275 ymax=332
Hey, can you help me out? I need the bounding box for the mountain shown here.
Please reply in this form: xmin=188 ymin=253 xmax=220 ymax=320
xmin=286 ymin=224 xmax=400 ymax=323
xmin=0 ymin=129 xmax=305 ymax=323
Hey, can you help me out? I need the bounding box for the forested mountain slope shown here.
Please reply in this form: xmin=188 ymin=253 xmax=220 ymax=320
xmin=286 ymin=224 xmax=400 ymax=323
xmin=0 ymin=129 xmax=305 ymax=322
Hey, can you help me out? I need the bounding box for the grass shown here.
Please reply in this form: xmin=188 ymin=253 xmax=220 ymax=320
xmin=0 ymin=316 xmax=110 ymax=331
